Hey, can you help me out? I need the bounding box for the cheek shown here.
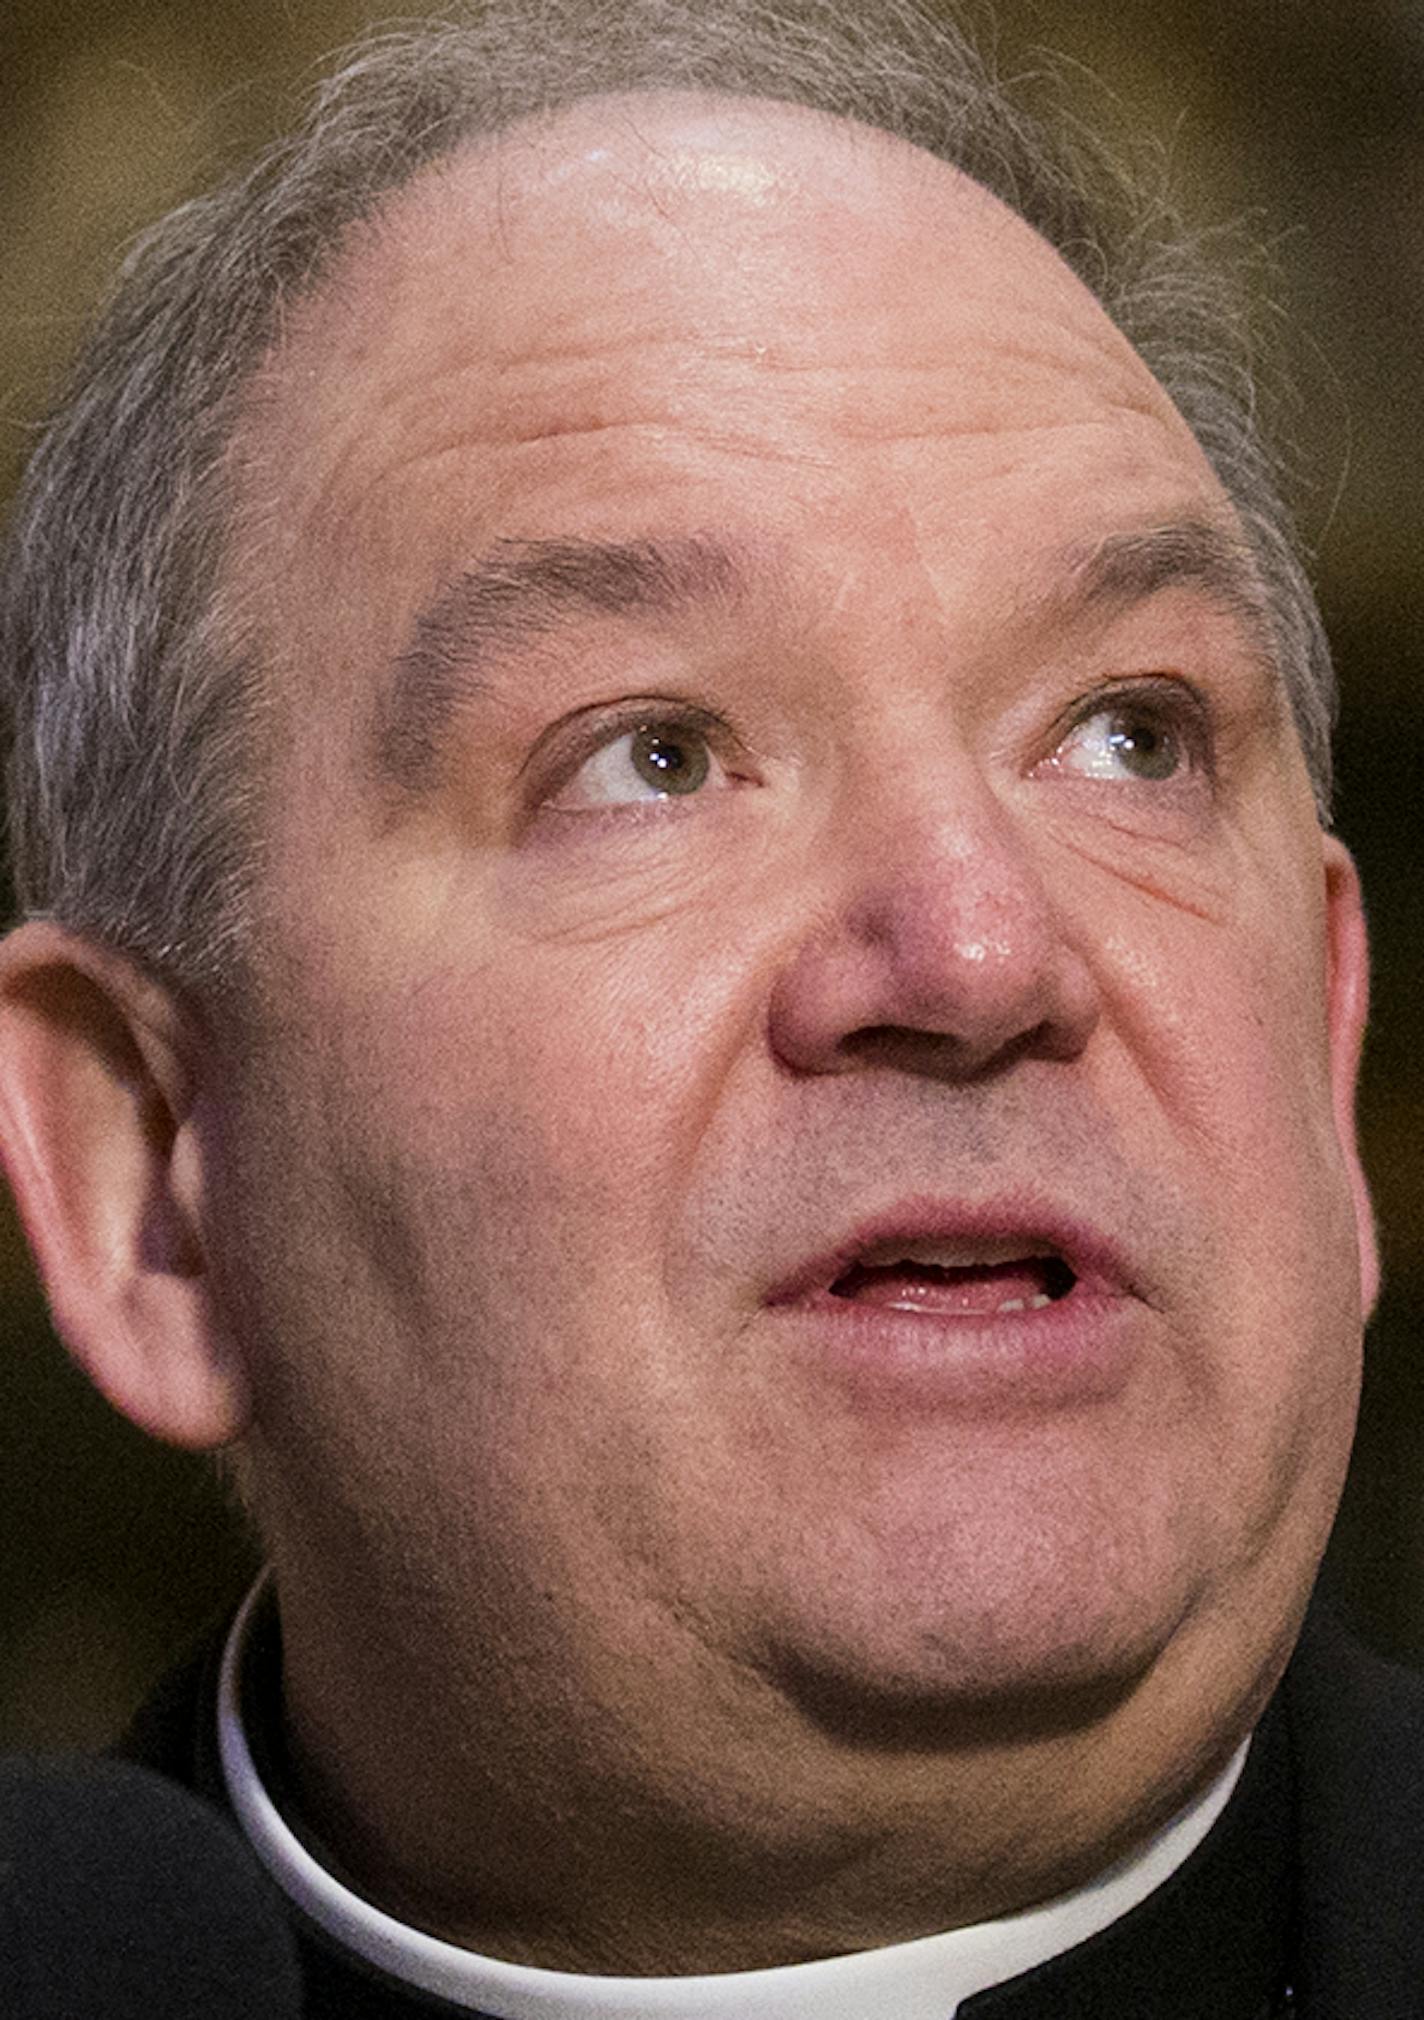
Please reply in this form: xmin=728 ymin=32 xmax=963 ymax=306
xmin=1099 ymin=895 xmax=1362 ymax=1452
xmin=1097 ymin=886 xmax=1337 ymax=1169
xmin=388 ymin=925 xmax=768 ymax=1227
xmin=226 ymin=872 xmax=774 ymax=1393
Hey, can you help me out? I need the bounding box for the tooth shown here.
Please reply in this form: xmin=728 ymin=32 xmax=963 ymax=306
xmin=1029 ymin=1294 xmax=1052 ymax=1311
xmin=997 ymin=1297 xmax=1026 ymax=1313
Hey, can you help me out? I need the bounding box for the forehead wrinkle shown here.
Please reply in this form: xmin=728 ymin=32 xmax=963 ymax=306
xmin=367 ymin=532 xmax=747 ymax=798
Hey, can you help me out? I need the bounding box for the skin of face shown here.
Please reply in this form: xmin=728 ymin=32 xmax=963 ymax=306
xmin=0 ymin=93 xmax=1376 ymax=1970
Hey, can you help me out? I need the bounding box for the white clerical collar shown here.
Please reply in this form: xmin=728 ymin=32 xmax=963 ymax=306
xmin=218 ymin=1576 xmax=1248 ymax=2019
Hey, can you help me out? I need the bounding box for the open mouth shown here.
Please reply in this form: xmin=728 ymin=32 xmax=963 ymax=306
xmin=765 ymin=1217 xmax=1134 ymax=1398
xmin=827 ymin=1252 xmax=1077 ymax=1316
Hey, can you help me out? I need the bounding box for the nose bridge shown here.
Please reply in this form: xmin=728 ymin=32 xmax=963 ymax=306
xmin=855 ymin=746 xmax=1059 ymax=996
xmin=767 ymin=728 xmax=1099 ymax=1077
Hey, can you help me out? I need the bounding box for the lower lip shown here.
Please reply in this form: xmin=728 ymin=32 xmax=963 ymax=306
xmin=764 ymin=1287 xmax=1143 ymax=1413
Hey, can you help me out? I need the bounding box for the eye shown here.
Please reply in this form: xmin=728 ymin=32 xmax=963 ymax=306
xmin=1051 ymin=690 xmax=1200 ymax=785
xmin=546 ymin=718 xmax=729 ymax=810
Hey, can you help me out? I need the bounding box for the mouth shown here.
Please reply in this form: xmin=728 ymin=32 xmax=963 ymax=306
xmin=766 ymin=1206 xmax=1129 ymax=1317
xmin=827 ymin=1247 xmax=1078 ymax=1317
xmin=762 ymin=1204 xmax=1140 ymax=1407
xmin=762 ymin=1206 xmax=1138 ymax=1406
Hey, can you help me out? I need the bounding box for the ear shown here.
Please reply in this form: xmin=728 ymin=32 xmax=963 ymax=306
xmin=1321 ymin=837 xmax=1378 ymax=1316
xmin=0 ymin=920 xmax=248 ymax=1447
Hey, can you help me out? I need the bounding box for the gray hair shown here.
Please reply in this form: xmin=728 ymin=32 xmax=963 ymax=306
xmin=0 ymin=0 xmax=1336 ymax=997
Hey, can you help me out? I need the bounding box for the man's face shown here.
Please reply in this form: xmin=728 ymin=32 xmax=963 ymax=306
xmin=214 ymin=96 xmax=1371 ymax=1795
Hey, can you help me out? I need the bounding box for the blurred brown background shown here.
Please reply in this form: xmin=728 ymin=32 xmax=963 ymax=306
xmin=1 ymin=0 xmax=1421 ymax=1748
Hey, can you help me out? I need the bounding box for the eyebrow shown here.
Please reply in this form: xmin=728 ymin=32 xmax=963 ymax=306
xmin=369 ymin=515 xmax=1284 ymax=798
xmin=1062 ymin=518 xmax=1282 ymax=679
xmin=369 ymin=534 xmax=746 ymax=794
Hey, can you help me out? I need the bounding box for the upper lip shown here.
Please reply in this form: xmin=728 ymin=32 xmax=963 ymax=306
xmin=763 ymin=1196 xmax=1134 ymax=1306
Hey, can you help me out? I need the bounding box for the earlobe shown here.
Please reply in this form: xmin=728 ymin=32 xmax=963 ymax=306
xmin=1321 ymin=837 xmax=1379 ymax=1316
xmin=0 ymin=920 xmax=249 ymax=1448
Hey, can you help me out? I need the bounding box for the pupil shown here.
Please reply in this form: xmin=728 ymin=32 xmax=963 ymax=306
xmin=632 ymin=725 xmax=710 ymax=796
xmin=1108 ymin=714 xmax=1176 ymax=780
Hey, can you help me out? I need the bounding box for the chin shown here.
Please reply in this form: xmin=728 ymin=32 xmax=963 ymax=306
xmin=752 ymin=1476 xmax=1340 ymax=1772
xmin=772 ymin=1608 xmax=1175 ymax=1751
xmin=747 ymin=1481 xmax=1220 ymax=1749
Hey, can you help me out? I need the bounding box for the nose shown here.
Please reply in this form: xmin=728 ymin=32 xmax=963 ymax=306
xmin=767 ymin=776 xmax=1101 ymax=1082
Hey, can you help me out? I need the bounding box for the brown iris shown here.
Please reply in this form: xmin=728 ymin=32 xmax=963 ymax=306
xmin=630 ymin=724 xmax=711 ymax=795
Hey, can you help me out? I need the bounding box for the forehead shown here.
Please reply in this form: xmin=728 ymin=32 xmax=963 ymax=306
xmin=234 ymin=91 xmax=1227 ymax=745
xmin=258 ymin=90 xmax=1181 ymax=450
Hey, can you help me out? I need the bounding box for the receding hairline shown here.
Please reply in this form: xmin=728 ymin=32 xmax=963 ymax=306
xmin=221 ymin=102 xmax=1276 ymax=816
xmin=228 ymin=79 xmax=1183 ymax=621
xmin=243 ymin=82 xmax=1039 ymax=379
